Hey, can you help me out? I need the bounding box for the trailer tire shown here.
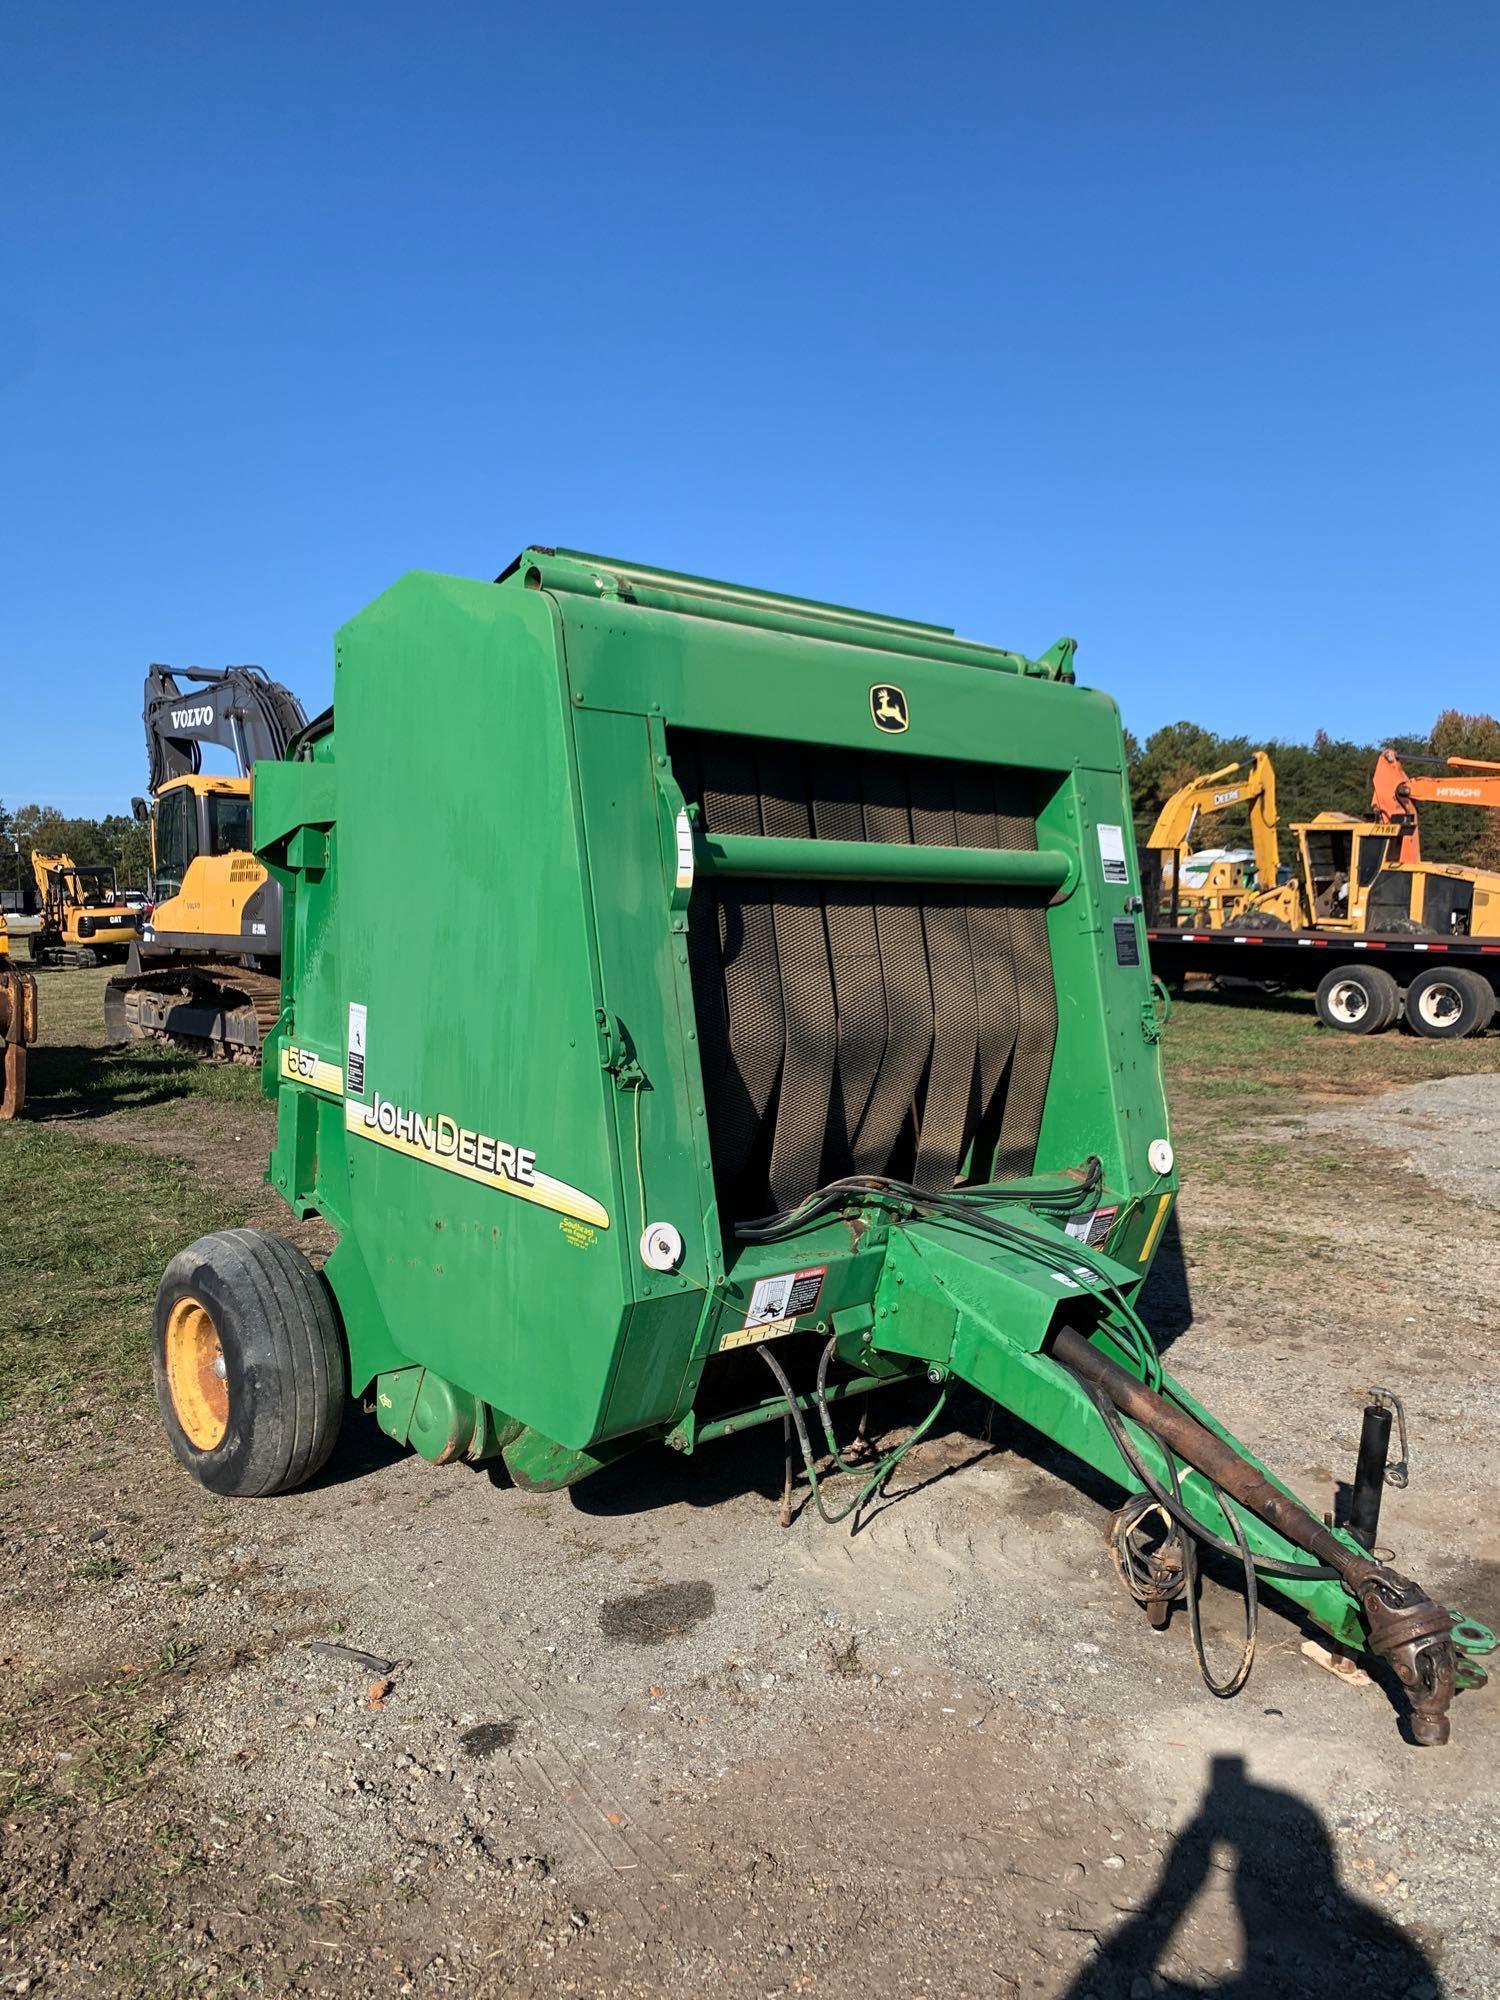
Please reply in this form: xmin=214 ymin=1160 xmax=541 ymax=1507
xmin=153 ymin=1229 xmax=347 ymax=1497
xmin=1315 ymin=964 xmax=1399 ymax=1035
xmin=1405 ymin=964 xmax=1493 ymax=1040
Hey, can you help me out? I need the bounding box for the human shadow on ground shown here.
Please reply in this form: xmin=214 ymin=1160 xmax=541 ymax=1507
xmin=1061 ymin=1752 xmax=1440 ymax=2000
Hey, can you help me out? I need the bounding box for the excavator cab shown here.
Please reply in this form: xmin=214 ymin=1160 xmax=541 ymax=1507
xmin=1293 ymin=818 xmax=1403 ymax=928
xmin=148 ymin=775 xmax=263 ymax=930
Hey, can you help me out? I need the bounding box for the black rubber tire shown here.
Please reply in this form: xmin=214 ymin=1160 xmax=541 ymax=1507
xmin=1455 ymin=966 xmax=1497 ymax=1034
xmin=153 ymin=1228 xmax=347 ymax=1497
xmin=1404 ymin=963 xmax=1491 ymax=1040
xmin=1315 ymin=964 xmax=1399 ymax=1035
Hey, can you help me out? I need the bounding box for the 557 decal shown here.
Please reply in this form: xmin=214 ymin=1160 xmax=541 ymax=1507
xmin=278 ymin=1046 xmax=344 ymax=1096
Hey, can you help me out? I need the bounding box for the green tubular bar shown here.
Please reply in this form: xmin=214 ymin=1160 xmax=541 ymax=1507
xmin=694 ymin=831 xmax=1073 ymax=892
xmin=518 ymin=550 xmax=1062 ymax=678
xmin=671 ymin=1366 xmax=907 ymax=1449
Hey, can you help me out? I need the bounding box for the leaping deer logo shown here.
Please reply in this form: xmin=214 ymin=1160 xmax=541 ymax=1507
xmin=870 ymin=684 xmax=909 ymax=733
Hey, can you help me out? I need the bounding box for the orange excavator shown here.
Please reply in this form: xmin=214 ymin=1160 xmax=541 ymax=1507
xmin=1372 ymin=750 xmax=1500 ymax=863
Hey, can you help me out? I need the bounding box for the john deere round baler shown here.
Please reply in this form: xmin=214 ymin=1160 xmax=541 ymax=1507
xmin=152 ymin=548 xmax=1491 ymax=1745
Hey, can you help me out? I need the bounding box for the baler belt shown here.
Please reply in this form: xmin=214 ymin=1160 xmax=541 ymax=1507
xmin=991 ymin=778 xmax=1057 ymax=1181
xmin=675 ymin=734 xmax=1059 ymax=1219
xmin=907 ymin=772 xmax=980 ymax=1192
xmin=952 ymin=769 xmax=1022 ymax=1157
xmin=856 ymin=765 xmax=935 ymax=1178
xmin=811 ymin=774 xmax=887 ymax=1175
xmin=758 ymin=751 xmax=838 ymax=1211
xmin=695 ymin=745 xmax=785 ymax=1189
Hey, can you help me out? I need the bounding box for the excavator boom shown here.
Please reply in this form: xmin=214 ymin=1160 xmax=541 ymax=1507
xmin=1146 ymin=752 xmax=1280 ymax=924
xmin=142 ymin=664 xmax=307 ymax=791
xmin=1372 ymin=751 xmax=1500 ymax=866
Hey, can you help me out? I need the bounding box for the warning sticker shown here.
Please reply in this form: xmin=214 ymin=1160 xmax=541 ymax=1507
xmin=675 ymin=808 xmax=695 ymax=892
xmin=1065 ymin=1204 xmax=1119 ymax=1249
xmin=347 ymin=1002 xmax=367 ymax=1098
xmin=1097 ymin=823 xmax=1129 ymax=886
xmin=745 ymin=1265 xmax=826 ymax=1327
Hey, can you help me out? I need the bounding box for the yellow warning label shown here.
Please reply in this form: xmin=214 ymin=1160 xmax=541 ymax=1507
xmin=718 ymin=1315 xmax=794 ymax=1352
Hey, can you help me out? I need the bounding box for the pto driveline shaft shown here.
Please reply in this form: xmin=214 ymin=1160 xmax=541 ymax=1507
xmin=1052 ymin=1326 xmax=1456 ymax=1745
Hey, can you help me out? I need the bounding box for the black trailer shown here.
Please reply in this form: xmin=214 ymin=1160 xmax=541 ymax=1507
xmin=1146 ymin=924 xmax=1500 ymax=1038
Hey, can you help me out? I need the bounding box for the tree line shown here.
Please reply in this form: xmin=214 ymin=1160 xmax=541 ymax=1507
xmin=4 ymin=704 xmax=1499 ymax=908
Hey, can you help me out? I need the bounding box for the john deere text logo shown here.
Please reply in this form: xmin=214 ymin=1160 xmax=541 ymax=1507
xmin=870 ymin=684 xmax=909 ymax=733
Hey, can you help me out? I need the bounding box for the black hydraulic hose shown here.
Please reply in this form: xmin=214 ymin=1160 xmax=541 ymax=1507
xmin=1085 ymin=1382 xmax=1339 ymax=1582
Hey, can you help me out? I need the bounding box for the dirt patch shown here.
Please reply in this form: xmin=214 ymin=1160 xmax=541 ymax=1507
xmin=599 ymin=1580 xmax=717 ymax=1645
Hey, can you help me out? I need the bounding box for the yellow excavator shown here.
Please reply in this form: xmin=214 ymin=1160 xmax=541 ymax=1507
xmin=104 ymin=665 xmax=309 ymax=1062
xmin=1145 ymin=752 xmax=1281 ymax=926
xmin=0 ymin=916 xmax=38 ymax=1117
xmin=28 ymin=852 xmax=144 ymax=966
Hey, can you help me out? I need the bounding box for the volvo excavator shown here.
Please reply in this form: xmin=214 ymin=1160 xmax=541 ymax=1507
xmin=1144 ymin=752 xmax=1280 ymax=926
xmin=104 ymin=665 xmax=308 ymax=1062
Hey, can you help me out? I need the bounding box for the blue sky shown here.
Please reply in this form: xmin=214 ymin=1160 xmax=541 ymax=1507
xmin=2 ymin=4 xmax=1496 ymax=814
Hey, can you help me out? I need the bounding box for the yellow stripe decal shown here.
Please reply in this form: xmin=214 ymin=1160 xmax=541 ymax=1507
xmin=278 ymin=1047 xmax=345 ymax=1097
xmin=343 ymin=1098 xmax=610 ymax=1230
xmin=1139 ymin=1192 xmax=1173 ymax=1264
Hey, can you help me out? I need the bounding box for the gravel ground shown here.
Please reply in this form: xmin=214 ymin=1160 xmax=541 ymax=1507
xmin=4 ymin=1056 xmax=1499 ymax=1997
xmin=1295 ymin=1070 xmax=1500 ymax=1213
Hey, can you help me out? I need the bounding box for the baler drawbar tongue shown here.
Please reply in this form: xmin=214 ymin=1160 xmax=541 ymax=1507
xmin=749 ymin=1173 xmax=1475 ymax=1747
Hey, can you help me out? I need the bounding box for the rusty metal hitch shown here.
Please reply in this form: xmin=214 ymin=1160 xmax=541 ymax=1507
xmin=1052 ymin=1326 xmax=1457 ymax=1746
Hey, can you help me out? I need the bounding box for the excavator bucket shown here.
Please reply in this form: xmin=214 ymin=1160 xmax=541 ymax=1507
xmin=0 ymin=959 xmax=39 ymax=1118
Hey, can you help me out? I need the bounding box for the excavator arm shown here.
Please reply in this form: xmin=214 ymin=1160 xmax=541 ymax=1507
xmin=142 ymin=665 xmax=307 ymax=790
xmin=1147 ymin=752 xmax=1281 ymax=886
xmin=1373 ymin=751 xmax=1500 ymax=865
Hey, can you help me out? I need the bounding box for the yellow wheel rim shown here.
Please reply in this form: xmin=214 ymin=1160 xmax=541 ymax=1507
xmin=164 ymin=1295 xmax=229 ymax=1451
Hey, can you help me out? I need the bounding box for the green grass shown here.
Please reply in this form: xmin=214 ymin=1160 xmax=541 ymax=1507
xmin=0 ymin=1124 xmax=242 ymax=1425
xmin=1161 ymin=984 xmax=1500 ymax=1093
xmin=0 ymin=964 xmax=262 ymax=1429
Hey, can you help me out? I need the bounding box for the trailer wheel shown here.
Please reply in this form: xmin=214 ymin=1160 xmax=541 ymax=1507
xmin=153 ymin=1229 xmax=347 ymax=1497
xmin=1315 ymin=964 xmax=1399 ymax=1035
xmin=1405 ymin=964 xmax=1493 ymax=1040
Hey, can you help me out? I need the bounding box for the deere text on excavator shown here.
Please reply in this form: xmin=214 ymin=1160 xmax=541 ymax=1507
xmin=104 ymin=665 xmax=308 ymax=1062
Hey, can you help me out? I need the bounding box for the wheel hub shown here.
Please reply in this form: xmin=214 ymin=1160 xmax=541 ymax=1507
xmin=164 ymin=1295 xmax=229 ymax=1450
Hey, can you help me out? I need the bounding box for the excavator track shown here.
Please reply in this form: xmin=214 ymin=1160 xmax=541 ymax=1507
xmin=104 ymin=962 xmax=281 ymax=1065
